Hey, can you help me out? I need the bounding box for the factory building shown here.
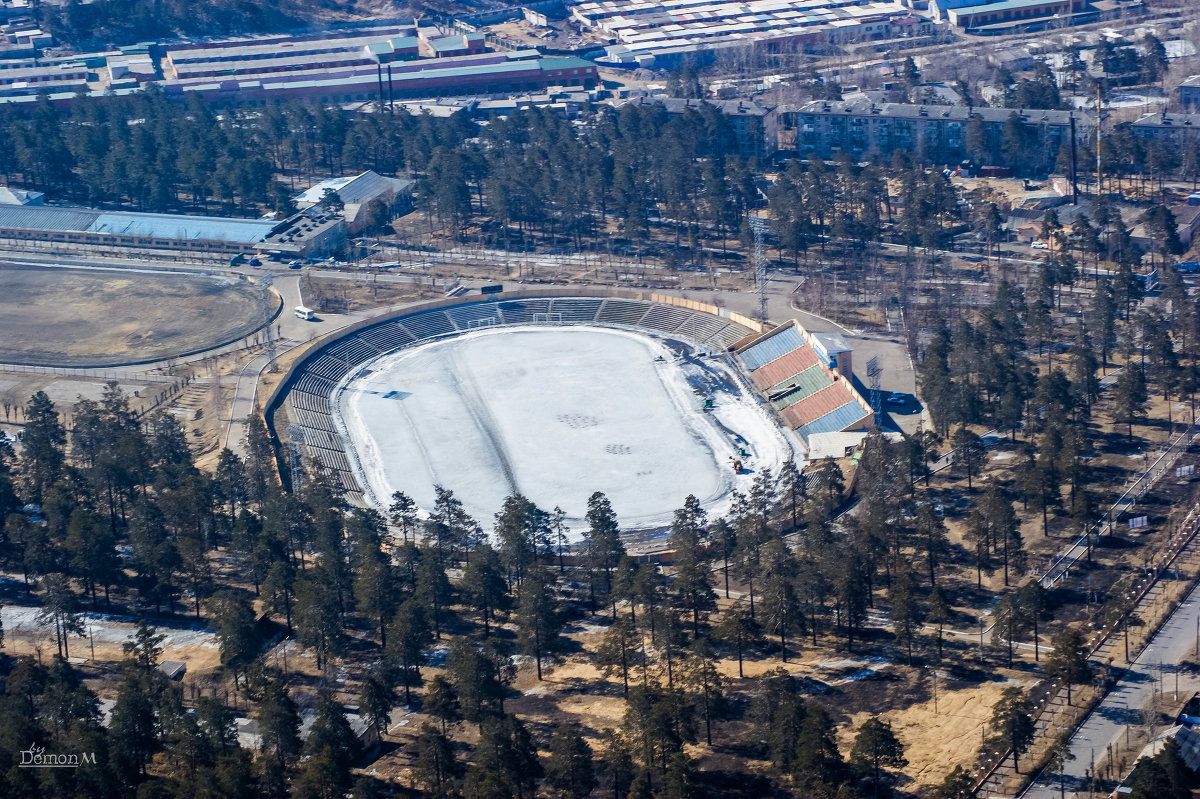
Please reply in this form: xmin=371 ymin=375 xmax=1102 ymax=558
xmin=931 ymin=0 xmax=1088 ymax=28
xmin=1 ymin=51 xmax=598 ymax=108
xmin=572 ymin=0 xmax=919 ymax=67
xmin=294 ymin=171 xmax=416 ymax=233
xmin=0 ymin=204 xmax=344 ymax=258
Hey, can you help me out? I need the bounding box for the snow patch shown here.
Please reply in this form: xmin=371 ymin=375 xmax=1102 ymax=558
xmin=1 ymin=605 xmax=217 ymax=648
xmin=334 ymin=325 xmax=793 ymax=536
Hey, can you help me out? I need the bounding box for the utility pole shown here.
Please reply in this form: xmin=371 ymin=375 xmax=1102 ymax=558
xmin=1095 ymin=85 xmax=1103 ymax=198
xmin=1069 ymin=114 xmax=1079 ymax=204
xmin=261 ymin=273 xmax=277 ymax=373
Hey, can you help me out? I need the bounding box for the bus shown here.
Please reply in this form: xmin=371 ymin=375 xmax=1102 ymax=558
xmin=294 ymin=306 xmax=316 ymax=321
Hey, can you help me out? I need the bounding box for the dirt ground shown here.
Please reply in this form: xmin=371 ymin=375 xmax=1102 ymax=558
xmin=0 ymin=267 xmax=269 ymax=367
xmin=301 ymin=274 xmax=433 ymax=313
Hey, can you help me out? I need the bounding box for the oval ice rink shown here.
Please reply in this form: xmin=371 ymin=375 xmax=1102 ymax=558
xmin=335 ymin=325 xmax=791 ymax=532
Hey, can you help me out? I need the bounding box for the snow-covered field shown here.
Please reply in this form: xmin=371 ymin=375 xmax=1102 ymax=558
xmin=335 ymin=325 xmax=795 ymax=534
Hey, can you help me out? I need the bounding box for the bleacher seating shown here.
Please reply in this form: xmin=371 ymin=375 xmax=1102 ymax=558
xmin=769 ymin=365 xmax=833 ymax=409
xmin=445 ymin=303 xmax=502 ymax=329
xmin=401 ymin=311 xmax=456 ymax=340
xmin=290 ymin=391 xmax=332 ymax=413
xmin=640 ymin=305 xmax=694 ymax=333
xmin=310 ymin=448 xmax=354 ymax=474
xmin=356 ymin=323 xmax=415 ymax=353
xmin=295 ymin=374 xmax=335 ymax=396
xmin=783 ymin=383 xmax=854 ymax=425
xmin=291 ymin=407 xmax=337 ymax=433
xmin=751 ymin=347 xmax=821 ymax=389
xmin=282 ymin=294 xmax=765 ymax=504
xmin=549 ymin=298 xmax=604 ymax=322
xmin=738 ymin=326 xmax=806 ymax=371
xmin=678 ymin=314 xmax=727 ymax=342
xmin=324 ymin=338 xmax=380 ymax=365
xmin=709 ymin=324 xmax=753 ymax=350
xmin=309 ymin=356 xmax=352 ymax=382
xmin=296 ymin=427 xmax=343 ymax=452
xmin=596 ymin=299 xmax=650 ymax=326
xmin=497 ymin=299 xmax=551 ymax=324
xmin=797 ymin=403 xmax=871 ymax=441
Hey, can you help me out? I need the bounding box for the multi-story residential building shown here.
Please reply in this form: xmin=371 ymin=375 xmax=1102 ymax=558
xmin=1179 ymin=76 xmax=1200 ymax=113
xmin=784 ymin=99 xmax=1090 ymax=172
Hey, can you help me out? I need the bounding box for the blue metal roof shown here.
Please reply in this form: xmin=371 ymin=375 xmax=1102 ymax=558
xmin=0 ymin=203 xmax=274 ymax=244
xmin=88 ymin=212 xmax=275 ymax=243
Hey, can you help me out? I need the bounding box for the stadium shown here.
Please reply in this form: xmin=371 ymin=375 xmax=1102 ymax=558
xmin=266 ymin=289 xmax=874 ymax=533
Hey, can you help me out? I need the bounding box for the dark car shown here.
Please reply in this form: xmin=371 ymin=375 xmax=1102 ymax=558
xmin=248 ymin=257 xmax=262 ymax=267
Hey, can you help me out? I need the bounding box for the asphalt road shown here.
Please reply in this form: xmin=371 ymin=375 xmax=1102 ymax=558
xmin=1022 ymin=578 xmax=1200 ymax=797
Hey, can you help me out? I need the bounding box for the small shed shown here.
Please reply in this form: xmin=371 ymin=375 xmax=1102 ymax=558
xmin=158 ymin=661 xmax=187 ymax=681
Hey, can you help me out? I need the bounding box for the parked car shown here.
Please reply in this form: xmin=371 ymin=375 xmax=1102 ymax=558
xmin=1030 ymin=241 xmax=1048 ymax=249
xmin=886 ymin=392 xmax=906 ymax=405
xmin=288 ymin=260 xmax=302 ymax=269
xmin=248 ymin=257 xmax=262 ymax=266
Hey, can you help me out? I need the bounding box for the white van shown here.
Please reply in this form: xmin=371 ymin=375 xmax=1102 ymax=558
xmin=294 ymin=306 xmax=316 ymax=321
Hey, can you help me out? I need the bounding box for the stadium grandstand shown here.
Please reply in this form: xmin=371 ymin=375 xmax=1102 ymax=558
xmin=268 ymin=292 xmax=760 ymax=502
xmin=735 ymin=321 xmax=873 ymax=444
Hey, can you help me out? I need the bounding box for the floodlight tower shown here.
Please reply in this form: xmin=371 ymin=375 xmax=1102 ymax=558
xmin=867 ymin=355 xmax=883 ymax=427
xmin=749 ymin=213 xmax=769 ymax=324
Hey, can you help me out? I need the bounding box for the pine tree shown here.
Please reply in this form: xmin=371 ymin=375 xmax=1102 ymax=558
xmin=1113 ymin=363 xmax=1149 ymax=440
xmin=935 ymin=765 xmax=975 ymax=798
xmin=668 ymin=495 xmax=716 ymax=638
xmin=298 ymin=689 xmax=359 ymax=798
xmin=422 ymin=674 xmax=461 ymax=735
xmin=989 ymin=687 xmax=1036 ymax=774
xmin=446 ymin=637 xmax=504 ymax=726
xmin=20 ymin=391 xmax=66 ymax=503
xmin=516 ymin=565 xmax=564 ymax=680
xmin=387 ymin=597 xmax=433 ymax=705
xmin=354 ymin=545 xmax=399 ymax=648
xmin=759 ymin=539 xmax=802 ymax=662
xmin=850 ymin=717 xmax=908 ymax=799
xmin=888 ymin=565 xmax=923 ymax=665
xmin=1045 ymin=627 xmax=1091 ymax=705
xmin=584 ymin=491 xmax=625 ymax=612
xmin=207 ymin=589 xmax=263 ymax=688
xmin=388 ymin=491 xmax=419 ymax=545
xmin=713 ymin=598 xmax=761 ymax=678
xmin=1017 ymin=581 xmax=1049 ymax=662
xmin=293 ymin=572 xmax=347 ymax=673
xmin=546 ymin=723 xmax=596 ymax=799
xmin=414 ymin=723 xmax=460 ymax=798
xmin=793 ymin=704 xmax=846 ymax=792
xmin=463 ymin=543 xmax=509 ymax=635
xmin=597 ymin=614 xmax=644 ymax=696
xmin=360 ymin=661 xmax=397 ymax=739
xmin=257 ymin=680 xmax=302 ymax=789
xmin=467 ymin=713 xmax=542 ymax=799
xmin=680 ymin=637 xmax=726 ymax=746
xmin=927 ymin=584 xmax=950 ymax=661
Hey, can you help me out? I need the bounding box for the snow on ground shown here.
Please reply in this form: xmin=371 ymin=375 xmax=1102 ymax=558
xmin=1 ymin=605 xmax=217 ymax=648
xmin=335 ymin=325 xmax=795 ymax=536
